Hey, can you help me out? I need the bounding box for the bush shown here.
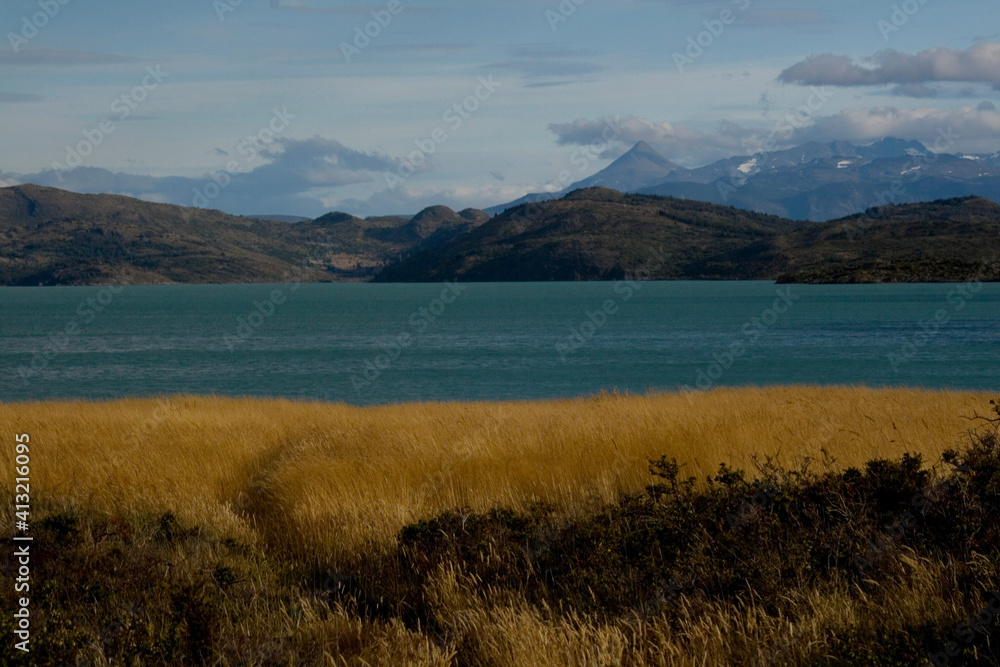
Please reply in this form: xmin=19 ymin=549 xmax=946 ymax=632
xmin=5 ymin=402 xmax=1000 ymax=665
xmin=374 ymin=422 xmax=1000 ymax=661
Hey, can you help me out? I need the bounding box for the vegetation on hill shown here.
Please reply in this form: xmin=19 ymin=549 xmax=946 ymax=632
xmin=772 ymin=196 xmax=1000 ymax=283
xmin=2 ymin=389 xmax=999 ymax=664
xmin=375 ymin=188 xmax=798 ymax=282
xmin=376 ymin=190 xmax=1000 ymax=283
xmin=0 ymin=184 xmax=487 ymax=285
xmin=3 ymin=184 xmax=999 ymax=285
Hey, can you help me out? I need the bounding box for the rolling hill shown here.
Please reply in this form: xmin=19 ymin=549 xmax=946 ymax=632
xmin=3 ymin=184 xmax=998 ymax=285
xmin=376 ymin=188 xmax=1000 ymax=283
xmin=0 ymin=184 xmax=487 ymax=285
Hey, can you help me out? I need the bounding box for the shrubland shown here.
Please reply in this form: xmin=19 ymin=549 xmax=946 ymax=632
xmin=2 ymin=387 xmax=998 ymax=665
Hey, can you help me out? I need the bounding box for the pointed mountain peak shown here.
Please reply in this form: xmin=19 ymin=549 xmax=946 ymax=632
xmin=614 ymin=141 xmax=679 ymax=170
xmin=628 ymin=140 xmax=658 ymax=154
xmin=559 ymin=141 xmax=682 ymax=194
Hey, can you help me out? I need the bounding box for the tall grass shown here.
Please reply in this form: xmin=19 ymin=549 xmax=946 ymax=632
xmin=0 ymin=386 xmax=989 ymax=566
xmin=1 ymin=386 xmax=998 ymax=665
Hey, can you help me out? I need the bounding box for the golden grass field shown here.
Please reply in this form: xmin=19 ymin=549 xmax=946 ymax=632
xmin=1 ymin=385 xmax=991 ymax=567
xmin=2 ymin=385 xmax=999 ymax=665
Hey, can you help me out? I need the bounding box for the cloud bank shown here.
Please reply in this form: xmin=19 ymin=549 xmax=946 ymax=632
xmin=779 ymin=43 xmax=1000 ymax=87
xmin=3 ymin=136 xmax=400 ymax=217
xmin=547 ymin=115 xmax=749 ymax=165
xmin=548 ymin=104 xmax=1000 ymax=166
xmin=788 ymin=105 xmax=1000 ymax=154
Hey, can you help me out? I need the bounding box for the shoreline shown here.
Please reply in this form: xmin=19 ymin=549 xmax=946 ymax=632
xmin=0 ymin=381 xmax=996 ymax=404
xmin=3 ymin=277 xmax=999 ymax=287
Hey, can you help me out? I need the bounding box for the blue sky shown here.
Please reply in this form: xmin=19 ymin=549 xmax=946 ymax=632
xmin=2 ymin=0 xmax=999 ymax=217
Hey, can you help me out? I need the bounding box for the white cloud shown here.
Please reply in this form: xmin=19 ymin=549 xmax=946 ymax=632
xmin=547 ymin=103 xmax=1000 ymax=168
xmin=5 ymin=136 xmax=402 ymax=217
xmin=548 ymin=115 xmax=760 ymax=165
xmin=779 ymin=43 xmax=1000 ymax=87
xmin=789 ymin=105 xmax=1000 ymax=154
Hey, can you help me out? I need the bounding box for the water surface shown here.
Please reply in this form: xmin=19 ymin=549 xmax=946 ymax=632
xmin=1 ymin=281 xmax=998 ymax=404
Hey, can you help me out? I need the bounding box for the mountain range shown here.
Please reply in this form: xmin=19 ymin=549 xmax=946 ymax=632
xmin=4 ymin=183 xmax=999 ymax=286
xmin=0 ymin=184 xmax=488 ymax=285
xmin=379 ymin=187 xmax=1000 ymax=283
xmin=486 ymin=138 xmax=1000 ymax=222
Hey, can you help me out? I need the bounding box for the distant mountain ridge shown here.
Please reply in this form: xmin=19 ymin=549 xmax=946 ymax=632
xmin=4 ymin=184 xmax=1000 ymax=285
xmin=486 ymin=137 xmax=1000 ymax=221
xmin=570 ymin=140 xmax=682 ymax=191
xmin=378 ymin=187 xmax=1000 ymax=284
xmin=0 ymin=184 xmax=488 ymax=285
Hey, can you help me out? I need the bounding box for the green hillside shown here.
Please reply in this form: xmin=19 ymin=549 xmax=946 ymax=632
xmin=375 ymin=189 xmax=1000 ymax=283
xmin=0 ymin=184 xmax=486 ymax=285
xmin=3 ymin=184 xmax=998 ymax=285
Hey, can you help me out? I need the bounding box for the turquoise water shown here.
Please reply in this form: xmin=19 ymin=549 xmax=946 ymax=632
xmin=1 ymin=281 xmax=998 ymax=404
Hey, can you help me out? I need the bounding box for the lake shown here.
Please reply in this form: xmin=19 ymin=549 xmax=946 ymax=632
xmin=1 ymin=281 xmax=998 ymax=404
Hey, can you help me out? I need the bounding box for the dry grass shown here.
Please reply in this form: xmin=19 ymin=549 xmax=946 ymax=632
xmin=412 ymin=554 xmax=972 ymax=667
xmin=3 ymin=386 xmax=998 ymax=665
xmin=0 ymin=386 xmax=988 ymax=567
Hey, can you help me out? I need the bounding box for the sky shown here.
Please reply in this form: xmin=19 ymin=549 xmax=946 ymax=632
xmin=1 ymin=0 xmax=999 ymax=217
